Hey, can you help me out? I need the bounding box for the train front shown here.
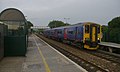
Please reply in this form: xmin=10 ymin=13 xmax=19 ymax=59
xmin=83 ymin=22 xmax=102 ymax=50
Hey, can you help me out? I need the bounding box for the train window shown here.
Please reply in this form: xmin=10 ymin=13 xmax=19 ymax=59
xmin=98 ymin=26 xmax=100 ymax=33
xmin=51 ymin=31 xmax=54 ymax=35
xmin=71 ymin=31 xmax=74 ymax=34
xmin=85 ymin=25 xmax=89 ymax=33
xmin=57 ymin=31 xmax=59 ymax=34
xmin=60 ymin=31 xmax=62 ymax=34
xmin=68 ymin=31 xmax=74 ymax=34
xmin=78 ymin=31 xmax=81 ymax=34
xmin=58 ymin=31 xmax=62 ymax=34
xmin=68 ymin=31 xmax=70 ymax=34
xmin=77 ymin=29 xmax=81 ymax=34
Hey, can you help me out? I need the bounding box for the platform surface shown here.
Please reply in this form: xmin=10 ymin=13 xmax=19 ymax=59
xmin=0 ymin=34 xmax=87 ymax=72
xmin=99 ymin=42 xmax=120 ymax=48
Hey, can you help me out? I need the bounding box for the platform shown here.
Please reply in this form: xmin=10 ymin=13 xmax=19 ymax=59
xmin=99 ymin=42 xmax=120 ymax=48
xmin=0 ymin=34 xmax=87 ymax=72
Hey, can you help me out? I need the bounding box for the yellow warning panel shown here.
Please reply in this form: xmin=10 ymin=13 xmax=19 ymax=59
xmin=92 ymin=27 xmax=96 ymax=42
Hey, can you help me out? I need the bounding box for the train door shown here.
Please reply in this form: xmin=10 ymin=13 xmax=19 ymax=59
xmin=90 ymin=25 xmax=97 ymax=42
xmin=75 ymin=27 xmax=78 ymax=40
xmin=75 ymin=27 xmax=81 ymax=40
xmin=64 ymin=28 xmax=67 ymax=39
xmin=84 ymin=25 xmax=90 ymax=42
xmin=92 ymin=27 xmax=96 ymax=42
xmin=55 ymin=29 xmax=57 ymax=38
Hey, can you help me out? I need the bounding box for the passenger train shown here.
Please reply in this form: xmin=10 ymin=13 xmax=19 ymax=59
xmin=43 ymin=22 xmax=102 ymax=50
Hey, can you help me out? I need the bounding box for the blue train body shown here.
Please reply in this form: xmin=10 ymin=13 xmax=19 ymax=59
xmin=76 ymin=26 xmax=84 ymax=42
xmin=43 ymin=22 xmax=102 ymax=50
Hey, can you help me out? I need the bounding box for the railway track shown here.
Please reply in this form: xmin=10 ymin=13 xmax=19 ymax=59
xmin=50 ymin=43 xmax=107 ymax=72
xmin=84 ymin=50 xmax=120 ymax=65
xmin=36 ymin=34 xmax=120 ymax=72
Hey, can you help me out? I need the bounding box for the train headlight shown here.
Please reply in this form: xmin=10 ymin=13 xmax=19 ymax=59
xmin=98 ymin=38 xmax=100 ymax=40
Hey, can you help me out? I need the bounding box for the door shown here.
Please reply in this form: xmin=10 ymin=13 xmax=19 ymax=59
xmin=92 ymin=27 xmax=96 ymax=42
xmin=91 ymin=26 xmax=97 ymax=42
xmin=64 ymin=28 xmax=67 ymax=39
xmin=75 ymin=27 xmax=78 ymax=40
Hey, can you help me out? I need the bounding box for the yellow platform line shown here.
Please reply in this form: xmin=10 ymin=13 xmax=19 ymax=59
xmin=33 ymin=35 xmax=51 ymax=72
xmin=37 ymin=47 xmax=51 ymax=72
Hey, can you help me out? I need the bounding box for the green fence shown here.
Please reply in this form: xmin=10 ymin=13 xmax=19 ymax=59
xmin=102 ymin=30 xmax=120 ymax=44
xmin=4 ymin=36 xmax=27 ymax=56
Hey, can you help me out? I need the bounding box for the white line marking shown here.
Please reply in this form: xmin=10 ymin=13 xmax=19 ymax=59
xmin=36 ymin=35 xmax=88 ymax=72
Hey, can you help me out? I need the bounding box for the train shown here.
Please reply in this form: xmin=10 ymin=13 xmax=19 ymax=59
xmin=43 ymin=22 xmax=102 ymax=50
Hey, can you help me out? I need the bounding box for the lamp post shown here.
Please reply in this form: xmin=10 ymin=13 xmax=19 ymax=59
xmin=64 ymin=18 xmax=70 ymax=24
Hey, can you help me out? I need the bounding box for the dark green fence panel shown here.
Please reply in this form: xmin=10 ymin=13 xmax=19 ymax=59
xmin=116 ymin=33 xmax=120 ymax=44
xmin=4 ymin=36 xmax=27 ymax=56
xmin=102 ymin=32 xmax=109 ymax=42
xmin=102 ymin=29 xmax=120 ymax=44
xmin=0 ymin=24 xmax=5 ymax=60
xmin=102 ymin=32 xmax=106 ymax=42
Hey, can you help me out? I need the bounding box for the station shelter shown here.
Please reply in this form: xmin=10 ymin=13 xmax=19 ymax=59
xmin=0 ymin=8 xmax=28 ymax=56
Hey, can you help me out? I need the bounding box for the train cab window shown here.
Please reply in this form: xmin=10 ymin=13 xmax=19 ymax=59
xmin=97 ymin=26 xmax=100 ymax=33
xmin=85 ymin=25 xmax=89 ymax=33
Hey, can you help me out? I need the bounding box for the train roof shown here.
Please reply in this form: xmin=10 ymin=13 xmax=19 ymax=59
xmin=44 ymin=22 xmax=100 ymax=30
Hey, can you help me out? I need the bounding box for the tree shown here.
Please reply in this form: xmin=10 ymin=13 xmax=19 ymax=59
xmin=102 ymin=25 xmax=108 ymax=32
xmin=108 ymin=16 xmax=120 ymax=28
xmin=108 ymin=16 xmax=120 ymax=43
xmin=48 ymin=20 xmax=70 ymax=28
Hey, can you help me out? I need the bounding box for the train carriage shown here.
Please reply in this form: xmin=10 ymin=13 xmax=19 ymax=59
xmin=43 ymin=22 xmax=102 ymax=50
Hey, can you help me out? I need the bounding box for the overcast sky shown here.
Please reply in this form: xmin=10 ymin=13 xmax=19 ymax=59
xmin=0 ymin=0 xmax=120 ymax=26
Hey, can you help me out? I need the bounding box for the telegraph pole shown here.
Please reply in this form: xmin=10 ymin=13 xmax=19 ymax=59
xmin=64 ymin=18 xmax=70 ymax=24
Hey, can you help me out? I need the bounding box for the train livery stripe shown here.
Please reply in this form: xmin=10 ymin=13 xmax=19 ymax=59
xmin=33 ymin=35 xmax=51 ymax=72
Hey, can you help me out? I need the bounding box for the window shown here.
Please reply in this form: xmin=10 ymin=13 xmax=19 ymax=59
xmin=85 ymin=25 xmax=89 ymax=33
xmin=58 ymin=30 xmax=62 ymax=34
xmin=77 ymin=29 xmax=81 ymax=34
xmin=97 ymin=26 xmax=100 ymax=33
xmin=68 ymin=31 xmax=74 ymax=34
